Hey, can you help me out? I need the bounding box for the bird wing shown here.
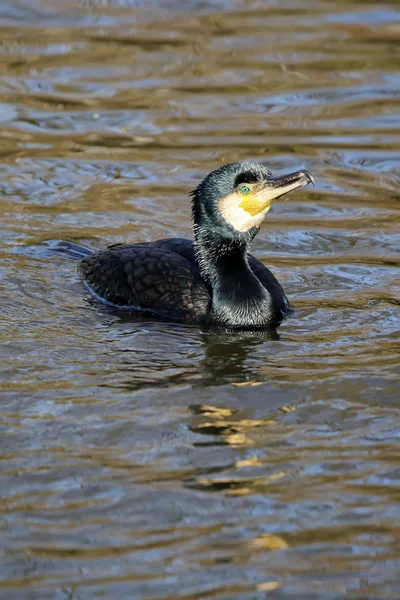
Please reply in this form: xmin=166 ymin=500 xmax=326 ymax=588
xmin=78 ymin=241 xmax=210 ymax=323
xmin=107 ymin=238 xmax=197 ymax=264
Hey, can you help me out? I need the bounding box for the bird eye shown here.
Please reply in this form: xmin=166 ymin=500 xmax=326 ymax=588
xmin=239 ymin=184 xmax=251 ymax=195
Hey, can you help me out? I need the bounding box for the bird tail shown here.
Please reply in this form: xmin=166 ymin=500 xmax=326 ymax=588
xmin=41 ymin=240 xmax=95 ymax=260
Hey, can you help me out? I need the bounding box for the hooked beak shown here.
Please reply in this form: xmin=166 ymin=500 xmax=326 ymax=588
xmin=257 ymin=169 xmax=314 ymax=202
xmin=239 ymin=169 xmax=314 ymax=217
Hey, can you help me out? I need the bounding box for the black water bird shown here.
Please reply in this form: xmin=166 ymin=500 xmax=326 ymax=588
xmin=78 ymin=162 xmax=314 ymax=329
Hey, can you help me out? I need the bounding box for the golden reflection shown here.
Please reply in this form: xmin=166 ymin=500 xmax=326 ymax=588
xmin=236 ymin=418 xmax=277 ymax=427
xmin=189 ymin=402 xmax=278 ymax=447
xmin=190 ymin=413 xmax=276 ymax=447
xmin=191 ymin=404 xmax=235 ymax=417
xmin=235 ymin=456 xmax=262 ymax=468
xmin=190 ymin=418 xmax=276 ymax=434
xmin=226 ymin=487 xmax=252 ymax=496
xmin=233 ymin=381 xmax=263 ymax=387
xmin=256 ymin=581 xmax=281 ymax=592
xmin=250 ymin=533 xmax=288 ymax=550
xmin=224 ymin=433 xmax=250 ymax=446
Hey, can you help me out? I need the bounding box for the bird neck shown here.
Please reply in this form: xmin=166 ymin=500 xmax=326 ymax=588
xmin=194 ymin=226 xmax=275 ymax=327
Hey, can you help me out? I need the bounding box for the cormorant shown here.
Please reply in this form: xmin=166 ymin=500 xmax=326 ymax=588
xmin=78 ymin=162 xmax=314 ymax=329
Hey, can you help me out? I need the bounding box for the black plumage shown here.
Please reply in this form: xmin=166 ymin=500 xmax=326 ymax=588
xmin=78 ymin=162 xmax=314 ymax=329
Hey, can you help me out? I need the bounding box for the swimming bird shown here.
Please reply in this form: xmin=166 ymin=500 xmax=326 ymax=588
xmin=78 ymin=162 xmax=314 ymax=329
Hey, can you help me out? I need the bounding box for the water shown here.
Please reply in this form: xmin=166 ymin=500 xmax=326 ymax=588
xmin=0 ymin=1 xmax=399 ymax=598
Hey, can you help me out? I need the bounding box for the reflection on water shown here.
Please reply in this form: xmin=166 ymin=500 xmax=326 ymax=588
xmin=199 ymin=329 xmax=280 ymax=386
xmin=0 ymin=0 xmax=399 ymax=598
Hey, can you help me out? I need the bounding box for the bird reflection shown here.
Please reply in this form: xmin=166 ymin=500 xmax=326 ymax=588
xmin=198 ymin=327 xmax=279 ymax=387
xmin=95 ymin=306 xmax=280 ymax=391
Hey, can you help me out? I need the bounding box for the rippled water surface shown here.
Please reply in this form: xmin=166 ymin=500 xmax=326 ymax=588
xmin=1 ymin=1 xmax=400 ymax=598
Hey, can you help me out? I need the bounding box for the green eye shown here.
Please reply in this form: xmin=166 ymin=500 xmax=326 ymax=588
xmin=239 ymin=184 xmax=251 ymax=195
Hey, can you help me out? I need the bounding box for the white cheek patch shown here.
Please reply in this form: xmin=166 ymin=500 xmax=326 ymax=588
xmin=218 ymin=193 xmax=272 ymax=233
